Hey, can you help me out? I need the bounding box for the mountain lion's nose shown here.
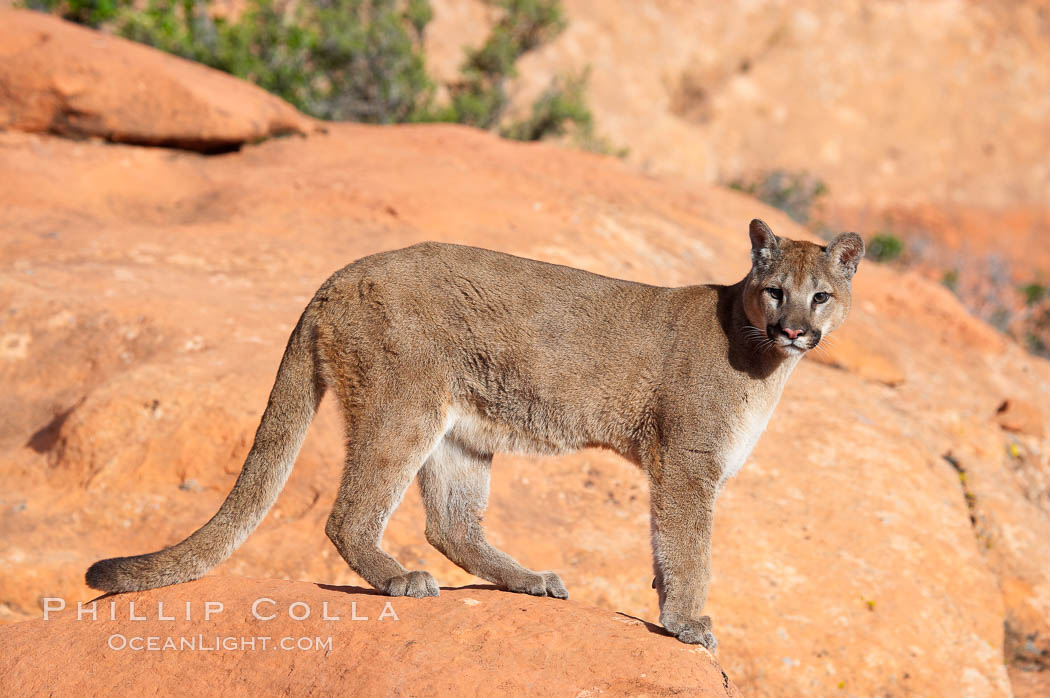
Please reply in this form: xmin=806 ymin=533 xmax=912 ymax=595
xmin=781 ymin=326 xmax=805 ymax=340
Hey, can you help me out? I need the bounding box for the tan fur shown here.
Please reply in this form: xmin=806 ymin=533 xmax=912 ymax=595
xmin=86 ymin=219 xmax=864 ymax=649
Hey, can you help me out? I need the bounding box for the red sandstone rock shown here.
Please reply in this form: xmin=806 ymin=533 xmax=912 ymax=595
xmin=428 ymin=0 xmax=1050 ymax=212
xmin=0 ymin=576 xmax=740 ymax=696
xmin=2 ymin=123 xmax=1041 ymax=697
xmin=0 ymin=9 xmax=314 ymax=150
xmin=995 ymin=398 xmax=1046 ymax=438
xmin=2 ymin=17 xmax=1049 ymax=693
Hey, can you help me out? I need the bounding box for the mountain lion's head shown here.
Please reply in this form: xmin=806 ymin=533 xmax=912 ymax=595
xmin=742 ymin=219 xmax=864 ymax=356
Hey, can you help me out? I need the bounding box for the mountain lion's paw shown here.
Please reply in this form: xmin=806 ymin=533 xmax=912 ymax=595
xmin=505 ymin=570 xmax=569 ymax=599
xmin=662 ymin=613 xmax=718 ymax=651
xmin=383 ymin=571 xmax=440 ymax=598
xmin=539 ymin=571 xmax=569 ymax=599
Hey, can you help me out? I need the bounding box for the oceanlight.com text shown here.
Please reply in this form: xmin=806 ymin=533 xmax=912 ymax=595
xmin=106 ymin=634 xmax=333 ymax=652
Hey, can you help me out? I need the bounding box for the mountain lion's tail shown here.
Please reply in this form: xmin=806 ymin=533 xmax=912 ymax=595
xmin=85 ymin=311 xmax=324 ymax=592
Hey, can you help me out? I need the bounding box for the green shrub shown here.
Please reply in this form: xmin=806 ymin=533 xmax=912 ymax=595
xmin=942 ymin=268 xmax=959 ymax=293
xmin=112 ymin=0 xmax=435 ymax=123
xmin=497 ymin=69 xmax=624 ymax=154
xmin=24 ymin=0 xmax=121 ymax=27
xmin=727 ymin=170 xmax=828 ymax=225
xmin=429 ymin=0 xmax=565 ymax=129
xmin=1020 ymin=281 xmax=1048 ymax=307
xmin=25 ymin=0 xmax=608 ymax=144
xmin=868 ymin=233 xmax=904 ymax=263
xmin=1025 ymin=332 xmax=1048 ymax=356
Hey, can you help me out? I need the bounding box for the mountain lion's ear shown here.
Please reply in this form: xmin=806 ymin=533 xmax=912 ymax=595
xmin=825 ymin=232 xmax=865 ymax=279
xmin=749 ymin=219 xmax=779 ymax=270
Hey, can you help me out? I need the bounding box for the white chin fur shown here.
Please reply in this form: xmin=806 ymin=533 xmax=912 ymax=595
xmin=777 ymin=343 xmax=806 ymax=355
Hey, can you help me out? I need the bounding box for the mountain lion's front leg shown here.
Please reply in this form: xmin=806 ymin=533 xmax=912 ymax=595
xmin=648 ymin=446 xmax=719 ymax=650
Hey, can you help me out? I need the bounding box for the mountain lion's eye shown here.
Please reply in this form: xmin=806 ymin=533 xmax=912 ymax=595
xmin=765 ymin=288 xmax=783 ymax=302
xmin=813 ymin=292 xmax=831 ymax=304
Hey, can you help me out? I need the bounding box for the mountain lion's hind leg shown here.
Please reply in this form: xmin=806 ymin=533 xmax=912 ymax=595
xmin=325 ymin=406 xmax=445 ymax=598
xmin=419 ymin=438 xmax=568 ymax=599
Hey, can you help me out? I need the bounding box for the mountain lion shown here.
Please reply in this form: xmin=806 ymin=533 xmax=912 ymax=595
xmin=86 ymin=219 xmax=864 ymax=649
